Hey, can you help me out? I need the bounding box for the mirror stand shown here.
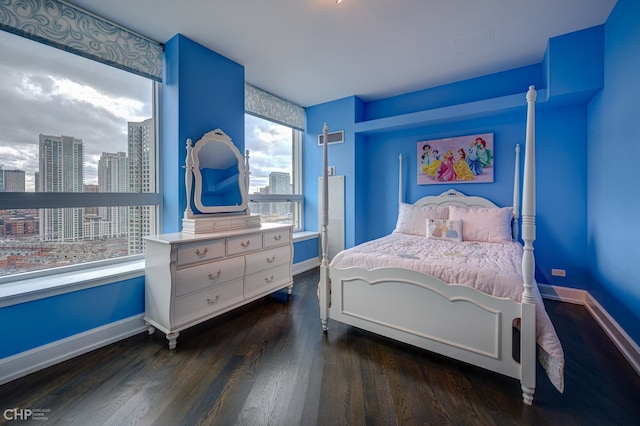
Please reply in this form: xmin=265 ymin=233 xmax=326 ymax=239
xmin=181 ymin=128 xmax=261 ymax=234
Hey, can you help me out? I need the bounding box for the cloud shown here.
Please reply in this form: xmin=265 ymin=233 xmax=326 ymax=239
xmin=0 ymin=30 xmax=152 ymax=189
xmin=1 ymin=30 xmax=294 ymax=195
xmin=245 ymin=114 xmax=293 ymax=193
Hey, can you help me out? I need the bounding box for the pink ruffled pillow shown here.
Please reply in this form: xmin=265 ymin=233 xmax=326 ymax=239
xmin=448 ymin=205 xmax=513 ymax=242
xmin=394 ymin=203 xmax=449 ymax=236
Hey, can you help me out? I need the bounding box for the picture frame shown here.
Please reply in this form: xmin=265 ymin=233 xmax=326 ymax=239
xmin=417 ymin=133 xmax=494 ymax=185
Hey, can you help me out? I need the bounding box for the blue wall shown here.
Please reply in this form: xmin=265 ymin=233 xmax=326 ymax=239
xmin=162 ymin=34 xmax=245 ymax=233
xmin=2 ymin=35 xmax=319 ymax=362
xmin=587 ymin=0 xmax=640 ymax=344
xmin=304 ymin=21 xmax=640 ymax=345
xmin=1 ymin=278 xmax=144 ymax=358
xmin=6 ymin=2 xmax=638 ymax=366
xmin=292 ymin=237 xmax=319 ymax=264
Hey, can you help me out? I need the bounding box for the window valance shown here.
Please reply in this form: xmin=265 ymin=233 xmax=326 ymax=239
xmin=0 ymin=0 xmax=163 ymax=81
xmin=245 ymin=83 xmax=305 ymax=131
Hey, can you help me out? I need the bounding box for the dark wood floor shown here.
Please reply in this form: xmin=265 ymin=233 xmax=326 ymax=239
xmin=2 ymin=268 xmax=639 ymax=425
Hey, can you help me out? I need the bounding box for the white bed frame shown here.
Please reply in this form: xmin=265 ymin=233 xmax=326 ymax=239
xmin=318 ymin=86 xmax=539 ymax=405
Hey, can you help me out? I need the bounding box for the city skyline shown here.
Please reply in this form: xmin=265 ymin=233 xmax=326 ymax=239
xmin=0 ymin=29 xmax=153 ymax=191
xmin=1 ymin=29 xmax=295 ymax=195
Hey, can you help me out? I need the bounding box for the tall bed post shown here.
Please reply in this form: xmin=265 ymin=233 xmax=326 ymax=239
xmin=512 ymin=144 xmax=521 ymax=240
xmin=520 ymin=85 xmax=537 ymax=405
xmin=319 ymin=123 xmax=330 ymax=331
xmin=398 ymin=154 xmax=403 ymax=206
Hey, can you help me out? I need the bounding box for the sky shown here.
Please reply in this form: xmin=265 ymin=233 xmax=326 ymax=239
xmin=244 ymin=114 xmax=294 ymax=194
xmin=0 ymin=29 xmax=293 ymax=194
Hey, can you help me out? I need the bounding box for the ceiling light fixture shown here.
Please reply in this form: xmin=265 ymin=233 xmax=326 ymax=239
xmin=336 ymin=0 xmax=343 ymax=4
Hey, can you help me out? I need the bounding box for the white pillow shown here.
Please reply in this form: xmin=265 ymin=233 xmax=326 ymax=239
xmin=448 ymin=205 xmax=513 ymax=243
xmin=426 ymin=219 xmax=462 ymax=242
xmin=394 ymin=203 xmax=449 ymax=236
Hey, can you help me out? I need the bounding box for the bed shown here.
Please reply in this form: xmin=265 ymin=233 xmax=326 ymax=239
xmin=317 ymin=86 xmax=564 ymax=405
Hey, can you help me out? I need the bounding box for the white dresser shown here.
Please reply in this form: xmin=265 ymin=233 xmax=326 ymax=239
xmin=144 ymin=223 xmax=293 ymax=349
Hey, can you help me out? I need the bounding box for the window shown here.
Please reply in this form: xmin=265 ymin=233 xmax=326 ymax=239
xmin=0 ymin=30 xmax=160 ymax=280
xmin=244 ymin=114 xmax=303 ymax=231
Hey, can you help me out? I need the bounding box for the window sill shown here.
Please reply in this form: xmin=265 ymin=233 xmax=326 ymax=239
xmin=0 ymin=259 xmax=145 ymax=308
xmin=293 ymin=230 xmax=319 ymax=242
xmin=0 ymin=231 xmax=319 ymax=309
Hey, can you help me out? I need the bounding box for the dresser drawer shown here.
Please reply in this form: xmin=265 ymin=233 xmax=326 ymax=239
xmin=244 ymin=263 xmax=292 ymax=299
xmin=232 ymin=215 xmax=262 ymax=229
xmin=175 ymin=256 xmax=245 ymax=297
xmin=227 ymin=233 xmax=262 ymax=256
xmin=177 ymin=239 xmax=225 ymax=267
xmin=174 ymin=278 xmax=244 ymax=327
xmin=245 ymin=245 xmax=291 ymax=275
xmin=263 ymin=228 xmax=291 ymax=248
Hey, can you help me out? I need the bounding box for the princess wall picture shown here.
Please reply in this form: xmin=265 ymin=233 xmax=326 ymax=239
xmin=417 ymin=133 xmax=494 ymax=185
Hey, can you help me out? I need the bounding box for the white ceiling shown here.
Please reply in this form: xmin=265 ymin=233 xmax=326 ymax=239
xmin=68 ymin=0 xmax=616 ymax=108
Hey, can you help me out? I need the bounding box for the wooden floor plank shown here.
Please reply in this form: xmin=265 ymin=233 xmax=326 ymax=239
xmin=1 ymin=268 xmax=639 ymax=425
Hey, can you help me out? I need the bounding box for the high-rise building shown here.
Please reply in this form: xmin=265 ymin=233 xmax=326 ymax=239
xmin=38 ymin=134 xmax=84 ymax=242
xmin=269 ymin=172 xmax=292 ymax=195
xmin=98 ymin=152 xmax=129 ymax=237
xmin=127 ymin=118 xmax=155 ymax=254
xmin=83 ymin=184 xmax=99 ymax=216
xmin=0 ymin=166 xmax=26 ymax=192
xmin=267 ymin=172 xmax=292 ymax=216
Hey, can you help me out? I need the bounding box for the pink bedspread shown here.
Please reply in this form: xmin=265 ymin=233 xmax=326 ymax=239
xmin=330 ymin=232 xmax=565 ymax=392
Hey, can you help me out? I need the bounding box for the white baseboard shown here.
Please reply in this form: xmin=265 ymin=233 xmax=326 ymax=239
xmin=3 ymin=282 xmax=636 ymax=386
xmin=538 ymin=283 xmax=587 ymax=305
xmin=538 ymin=284 xmax=640 ymax=376
xmin=0 ymin=314 xmax=146 ymax=385
xmin=1 ymin=263 xmax=320 ymax=386
xmin=293 ymin=258 xmax=320 ymax=276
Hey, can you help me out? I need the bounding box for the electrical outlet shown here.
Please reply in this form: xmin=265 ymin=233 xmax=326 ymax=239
xmin=551 ymin=269 xmax=566 ymax=277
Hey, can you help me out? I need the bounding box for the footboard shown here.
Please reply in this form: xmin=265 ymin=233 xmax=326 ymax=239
xmin=324 ymin=266 xmax=535 ymax=386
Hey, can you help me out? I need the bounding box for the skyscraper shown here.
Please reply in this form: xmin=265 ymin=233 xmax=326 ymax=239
xmin=0 ymin=167 xmax=25 ymax=192
xmin=269 ymin=172 xmax=291 ymax=195
xmin=98 ymin=152 xmax=129 ymax=237
xmin=127 ymin=118 xmax=155 ymax=254
xmin=268 ymin=171 xmax=291 ymax=216
xmin=38 ymin=134 xmax=84 ymax=242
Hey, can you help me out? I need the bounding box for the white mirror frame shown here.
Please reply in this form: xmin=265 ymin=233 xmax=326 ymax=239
xmin=186 ymin=128 xmax=248 ymax=215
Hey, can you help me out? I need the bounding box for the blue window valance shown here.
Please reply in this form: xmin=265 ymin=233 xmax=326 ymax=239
xmin=0 ymin=0 xmax=163 ymax=81
xmin=245 ymin=83 xmax=305 ymax=131
xmin=0 ymin=1 xmax=305 ymax=124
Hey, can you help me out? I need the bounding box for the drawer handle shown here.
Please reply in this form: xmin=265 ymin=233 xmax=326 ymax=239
xmin=265 ymin=275 xmax=274 ymax=284
xmin=208 ymin=269 xmax=222 ymax=280
xmin=274 ymin=234 xmax=282 ymax=241
xmin=240 ymin=240 xmax=251 ymax=248
xmin=266 ymin=255 xmax=276 ymax=264
xmin=195 ymin=247 xmax=208 ymax=257
xmin=207 ymin=295 xmax=220 ymax=304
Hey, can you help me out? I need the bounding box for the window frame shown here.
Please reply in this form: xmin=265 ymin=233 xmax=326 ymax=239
xmin=0 ymin=80 xmax=162 ymax=283
xmin=245 ymin=116 xmax=304 ymax=232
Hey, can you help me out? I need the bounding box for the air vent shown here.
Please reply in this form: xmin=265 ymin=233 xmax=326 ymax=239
xmin=318 ymin=130 xmax=344 ymax=146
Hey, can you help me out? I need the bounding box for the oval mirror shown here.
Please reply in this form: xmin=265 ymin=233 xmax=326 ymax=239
xmin=190 ymin=129 xmax=247 ymax=214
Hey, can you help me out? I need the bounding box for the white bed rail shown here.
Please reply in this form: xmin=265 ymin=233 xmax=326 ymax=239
xmin=319 ymin=86 xmax=540 ymax=405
